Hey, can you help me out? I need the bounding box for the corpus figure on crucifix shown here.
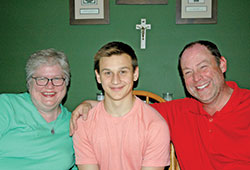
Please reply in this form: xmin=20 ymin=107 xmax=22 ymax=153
xmin=136 ymin=18 xmax=151 ymax=49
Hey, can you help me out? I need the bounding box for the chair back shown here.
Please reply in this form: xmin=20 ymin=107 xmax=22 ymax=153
xmin=132 ymin=90 xmax=180 ymax=170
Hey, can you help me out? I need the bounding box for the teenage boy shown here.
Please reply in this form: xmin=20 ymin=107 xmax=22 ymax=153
xmin=73 ymin=42 xmax=170 ymax=170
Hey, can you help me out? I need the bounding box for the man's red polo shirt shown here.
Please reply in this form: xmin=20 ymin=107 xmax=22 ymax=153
xmin=152 ymin=81 xmax=250 ymax=170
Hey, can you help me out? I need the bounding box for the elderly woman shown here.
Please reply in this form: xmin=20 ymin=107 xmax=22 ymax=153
xmin=0 ymin=49 xmax=77 ymax=170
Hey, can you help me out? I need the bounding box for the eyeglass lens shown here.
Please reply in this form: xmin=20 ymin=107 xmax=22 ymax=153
xmin=33 ymin=77 xmax=65 ymax=86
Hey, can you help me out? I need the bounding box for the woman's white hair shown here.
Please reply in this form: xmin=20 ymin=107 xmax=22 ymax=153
xmin=25 ymin=48 xmax=70 ymax=89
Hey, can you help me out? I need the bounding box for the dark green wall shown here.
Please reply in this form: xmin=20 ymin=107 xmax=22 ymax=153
xmin=1 ymin=0 xmax=250 ymax=111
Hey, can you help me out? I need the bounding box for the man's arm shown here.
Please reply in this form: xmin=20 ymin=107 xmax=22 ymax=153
xmin=142 ymin=166 xmax=165 ymax=170
xmin=78 ymin=164 xmax=99 ymax=170
xmin=70 ymin=100 xmax=99 ymax=136
xmin=150 ymin=102 xmax=169 ymax=122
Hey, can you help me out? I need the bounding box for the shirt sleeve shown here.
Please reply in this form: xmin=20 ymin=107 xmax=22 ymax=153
xmin=73 ymin=118 xmax=98 ymax=165
xmin=0 ymin=94 xmax=12 ymax=137
xmin=142 ymin=119 xmax=171 ymax=167
xmin=150 ymin=102 xmax=169 ymax=122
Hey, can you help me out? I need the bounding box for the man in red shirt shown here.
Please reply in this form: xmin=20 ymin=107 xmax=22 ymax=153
xmin=71 ymin=40 xmax=250 ymax=170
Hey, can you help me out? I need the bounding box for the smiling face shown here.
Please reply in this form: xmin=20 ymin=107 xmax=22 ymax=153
xmin=180 ymin=44 xmax=227 ymax=104
xmin=95 ymin=54 xmax=139 ymax=102
xmin=28 ymin=64 xmax=67 ymax=113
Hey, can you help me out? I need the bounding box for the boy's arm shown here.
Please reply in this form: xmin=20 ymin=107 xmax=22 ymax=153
xmin=141 ymin=166 xmax=165 ymax=170
xmin=142 ymin=118 xmax=170 ymax=168
xmin=70 ymin=100 xmax=99 ymax=136
xmin=78 ymin=164 xmax=99 ymax=170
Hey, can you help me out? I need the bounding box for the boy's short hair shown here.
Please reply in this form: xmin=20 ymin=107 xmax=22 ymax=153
xmin=94 ymin=41 xmax=138 ymax=73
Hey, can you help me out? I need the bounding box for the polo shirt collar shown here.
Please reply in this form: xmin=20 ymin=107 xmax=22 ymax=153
xmin=190 ymin=81 xmax=239 ymax=117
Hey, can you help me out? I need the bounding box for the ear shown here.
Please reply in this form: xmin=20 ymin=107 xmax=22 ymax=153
xmin=219 ymin=56 xmax=227 ymax=73
xmin=27 ymin=80 xmax=32 ymax=92
xmin=95 ymin=70 xmax=102 ymax=84
xmin=133 ymin=66 xmax=139 ymax=81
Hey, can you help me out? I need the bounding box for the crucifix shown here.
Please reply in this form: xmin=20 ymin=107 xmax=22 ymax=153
xmin=136 ymin=18 xmax=151 ymax=49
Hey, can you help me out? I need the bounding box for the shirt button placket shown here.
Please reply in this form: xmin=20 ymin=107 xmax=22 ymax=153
xmin=208 ymin=118 xmax=213 ymax=133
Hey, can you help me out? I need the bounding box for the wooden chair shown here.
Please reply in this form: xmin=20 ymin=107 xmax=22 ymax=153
xmin=132 ymin=90 xmax=180 ymax=170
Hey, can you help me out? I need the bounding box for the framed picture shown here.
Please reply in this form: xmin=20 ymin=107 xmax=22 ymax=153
xmin=70 ymin=0 xmax=109 ymax=25
xmin=176 ymin=0 xmax=217 ymax=24
xmin=116 ymin=0 xmax=168 ymax=5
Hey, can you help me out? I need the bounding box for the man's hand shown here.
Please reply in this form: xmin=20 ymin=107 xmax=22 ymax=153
xmin=69 ymin=100 xmax=99 ymax=136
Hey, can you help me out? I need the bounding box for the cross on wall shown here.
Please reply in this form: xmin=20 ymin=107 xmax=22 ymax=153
xmin=136 ymin=18 xmax=151 ymax=49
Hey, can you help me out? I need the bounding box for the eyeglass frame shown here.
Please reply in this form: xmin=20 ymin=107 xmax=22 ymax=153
xmin=31 ymin=77 xmax=66 ymax=86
